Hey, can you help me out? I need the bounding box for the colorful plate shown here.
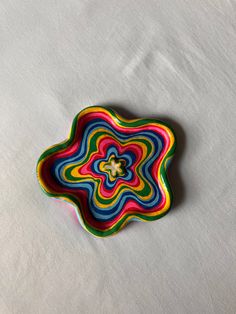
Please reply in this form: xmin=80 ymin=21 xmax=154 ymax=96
xmin=36 ymin=106 xmax=176 ymax=237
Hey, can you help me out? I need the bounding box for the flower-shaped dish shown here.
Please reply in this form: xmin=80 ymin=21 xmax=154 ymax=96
xmin=37 ymin=106 xmax=176 ymax=237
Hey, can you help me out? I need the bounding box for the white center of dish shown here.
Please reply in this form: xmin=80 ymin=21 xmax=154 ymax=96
xmin=104 ymin=160 xmax=122 ymax=177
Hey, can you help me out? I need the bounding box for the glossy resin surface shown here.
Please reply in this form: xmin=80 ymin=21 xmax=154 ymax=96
xmin=37 ymin=106 xmax=176 ymax=237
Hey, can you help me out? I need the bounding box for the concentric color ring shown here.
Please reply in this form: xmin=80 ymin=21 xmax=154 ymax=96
xmin=36 ymin=106 xmax=176 ymax=237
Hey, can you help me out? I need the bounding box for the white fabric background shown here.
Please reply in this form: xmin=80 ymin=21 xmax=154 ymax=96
xmin=0 ymin=1 xmax=236 ymax=313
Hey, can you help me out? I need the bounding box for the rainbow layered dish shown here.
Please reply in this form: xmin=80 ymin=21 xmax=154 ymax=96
xmin=37 ymin=106 xmax=176 ymax=237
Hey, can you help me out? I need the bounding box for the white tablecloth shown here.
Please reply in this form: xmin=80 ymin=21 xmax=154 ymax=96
xmin=1 ymin=1 xmax=235 ymax=313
